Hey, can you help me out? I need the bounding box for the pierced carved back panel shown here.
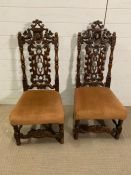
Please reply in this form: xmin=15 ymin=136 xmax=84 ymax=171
xmin=18 ymin=19 xmax=59 ymax=91
xmin=76 ymin=20 xmax=116 ymax=88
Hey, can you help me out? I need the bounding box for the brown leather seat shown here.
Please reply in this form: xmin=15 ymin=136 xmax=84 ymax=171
xmin=75 ymin=87 xmax=127 ymax=120
xmin=10 ymin=90 xmax=64 ymax=125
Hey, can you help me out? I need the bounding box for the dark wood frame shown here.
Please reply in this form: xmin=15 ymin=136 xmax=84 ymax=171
xmin=73 ymin=20 xmax=123 ymax=140
xmin=12 ymin=19 xmax=64 ymax=145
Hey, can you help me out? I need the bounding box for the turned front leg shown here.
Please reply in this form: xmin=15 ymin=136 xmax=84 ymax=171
xmin=59 ymin=124 xmax=64 ymax=144
xmin=12 ymin=125 xmax=21 ymax=145
xmin=115 ymin=120 xmax=123 ymax=139
xmin=73 ymin=120 xmax=80 ymax=140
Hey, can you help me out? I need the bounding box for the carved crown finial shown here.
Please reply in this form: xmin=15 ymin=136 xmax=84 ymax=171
xmin=91 ymin=20 xmax=104 ymax=30
xmin=31 ymin=19 xmax=44 ymax=28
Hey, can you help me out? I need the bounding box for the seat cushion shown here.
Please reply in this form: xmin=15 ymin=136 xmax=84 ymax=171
xmin=10 ymin=90 xmax=64 ymax=125
xmin=74 ymin=87 xmax=127 ymax=120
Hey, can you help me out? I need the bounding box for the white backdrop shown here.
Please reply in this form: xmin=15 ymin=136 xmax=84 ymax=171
xmin=0 ymin=0 xmax=131 ymax=105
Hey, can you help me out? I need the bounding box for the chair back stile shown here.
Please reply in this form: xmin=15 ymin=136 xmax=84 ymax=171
xmin=18 ymin=19 xmax=59 ymax=92
xmin=18 ymin=32 xmax=28 ymax=91
xmin=105 ymin=32 xmax=116 ymax=87
xmin=54 ymin=32 xmax=59 ymax=92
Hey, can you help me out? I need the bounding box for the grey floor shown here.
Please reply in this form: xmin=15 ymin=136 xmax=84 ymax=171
xmin=0 ymin=105 xmax=131 ymax=175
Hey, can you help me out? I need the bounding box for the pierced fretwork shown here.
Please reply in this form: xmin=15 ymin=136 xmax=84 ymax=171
xmin=18 ymin=19 xmax=59 ymax=91
xmin=76 ymin=20 xmax=116 ymax=87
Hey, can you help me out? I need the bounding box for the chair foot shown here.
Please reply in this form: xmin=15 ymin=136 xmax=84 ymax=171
xmin=112 ymin=120 xmax=123 ymax=140
xmin=114 ymin=133 xmax=120 ymax=140
xmin=59 ymin=137 xmax=64 ymax=144
xmin=13 ymin=125 xmax=21 ymax=146
xmin=73 ymin=120 xmax=79 ymax=140
xmin=73 ymin=130 xmax=79 ymax=140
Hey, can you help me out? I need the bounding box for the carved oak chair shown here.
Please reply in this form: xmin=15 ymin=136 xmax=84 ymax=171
xmin=73 ymin=20 xmax=127 ymax=140
xmin=9 ymin=19 xmax=64 ymax=145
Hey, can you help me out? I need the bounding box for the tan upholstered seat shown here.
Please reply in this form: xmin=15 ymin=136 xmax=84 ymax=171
xmin=75 ymin=87 xmax=127 ymax=120
xmin=10 ymin=90 xmax=64 ymax=125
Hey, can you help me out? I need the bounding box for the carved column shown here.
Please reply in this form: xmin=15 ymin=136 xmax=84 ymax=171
xmin=18 ymin=32 xmax=28 ymax=91
xmin=54 ymin=32 xmax=59 ymax=92
xmin=105 ymin=32 xmax=116 ymax=88
xmin=76 ymin=33 xmax=81 ymax=88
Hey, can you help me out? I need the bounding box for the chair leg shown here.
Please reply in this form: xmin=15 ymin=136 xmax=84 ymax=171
xmin=58 ymin=124 xmax=64 ymax=144
xmin=12 ymin=125 xmax=21 ymax=146
xmin=115 ymin=120 xmax=123 ymax=139
xmin=73 ymin=120 xmax=80 ymax=140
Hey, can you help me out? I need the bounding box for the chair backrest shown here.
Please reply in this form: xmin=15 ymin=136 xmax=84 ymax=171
xmin=76 ymin=20 xmax=116 ymax=88
xmin=18 ymin=19 xmax=59 ymax=91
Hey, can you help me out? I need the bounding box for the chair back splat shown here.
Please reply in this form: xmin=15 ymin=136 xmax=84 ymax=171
xmin=18 ymin=19 xmax=59 ymax=91
xmin=76 ymin=20 xmax=116 ymax=88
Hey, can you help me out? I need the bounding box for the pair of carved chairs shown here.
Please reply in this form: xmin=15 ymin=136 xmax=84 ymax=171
xmin=9 ymin=20 xmax=127 ymax=145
